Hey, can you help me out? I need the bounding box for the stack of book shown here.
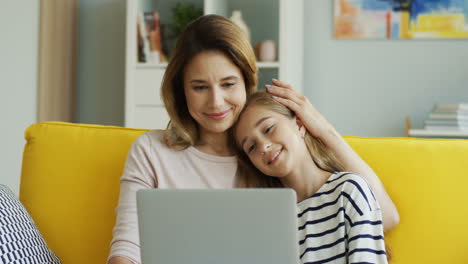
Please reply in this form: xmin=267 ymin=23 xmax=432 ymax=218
xmin=424 ymin=103 xmax=468 ymax=131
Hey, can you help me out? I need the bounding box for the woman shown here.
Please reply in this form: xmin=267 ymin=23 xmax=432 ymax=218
xmin=233 ymin=91 xmax=389 ymax=263
xmin=108 ymin=15 xmax=398 ymax=264
xmin=108 ymin=14 xmax=257 ymax=264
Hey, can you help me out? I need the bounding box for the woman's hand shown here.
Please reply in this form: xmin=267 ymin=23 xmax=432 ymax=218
xmin=265 ymin=79 xmax=338 ymax=140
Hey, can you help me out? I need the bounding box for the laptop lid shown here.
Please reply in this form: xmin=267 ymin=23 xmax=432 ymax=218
xmin=137 ymin=189 xmax=299 ymax=264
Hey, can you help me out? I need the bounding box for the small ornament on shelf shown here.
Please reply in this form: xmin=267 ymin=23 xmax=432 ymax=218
xmin=255 ymin=40 xmax=277 ymax=62
xmin=230 ymin=10 xmax=251 ymax=43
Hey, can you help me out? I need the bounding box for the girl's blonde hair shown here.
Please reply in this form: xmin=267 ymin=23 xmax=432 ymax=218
xmin=232 ymin=91 xmax=345 ymax=188
xmin=162 ymin=15 xmax=258 ymax=150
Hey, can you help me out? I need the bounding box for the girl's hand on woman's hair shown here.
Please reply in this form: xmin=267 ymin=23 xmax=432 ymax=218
xmin=265 ymin=79 xmax=338 ymax=140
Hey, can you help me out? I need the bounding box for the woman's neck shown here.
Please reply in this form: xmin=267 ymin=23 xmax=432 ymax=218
xmin=280 ymin=154 xmax=332 ymax=202
xmin=194 ymin=130 xmax=234 ymax=157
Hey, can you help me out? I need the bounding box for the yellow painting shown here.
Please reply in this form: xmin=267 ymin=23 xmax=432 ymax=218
xmin=335 ymin=0 xmax=468 ymax=39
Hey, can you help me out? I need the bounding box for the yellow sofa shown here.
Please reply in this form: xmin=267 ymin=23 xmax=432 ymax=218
xmin=19 ymin=122 xmax=468 ymax=264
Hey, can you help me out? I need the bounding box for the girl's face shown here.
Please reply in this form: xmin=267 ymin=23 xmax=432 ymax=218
xmin=184 ymin=50 xmax=247 ymax=135
xmin=235 ymin=104 xmax=308 ymax=177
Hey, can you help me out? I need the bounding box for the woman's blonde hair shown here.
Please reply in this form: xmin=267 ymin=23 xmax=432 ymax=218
xmin=161 ymin=15 xmax=258 ymax=150
xmin=232 ymin=91 xmax=346 ymax=188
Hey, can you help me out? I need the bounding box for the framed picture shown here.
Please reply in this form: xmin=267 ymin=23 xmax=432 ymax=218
xmin=334 ymin=0 xmax=468 ymax=39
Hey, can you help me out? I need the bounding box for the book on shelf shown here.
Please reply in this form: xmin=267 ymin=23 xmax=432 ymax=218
xmin=428 ymin=113 xmax=468 ymax=120
xmin=425 ymin=119 xmax=468 ymax=126
xmin=137 ymin=13 xmax=151 ymax=63
xmin=418 ymin=103 xmax=468 ymax=132
xmin=424 ymin=125 xmax=468 ymax=131
xmin=136 ymin=17 xmax=145 ymax=63
xmin=137 ymin=11 xmax=167 ymax=64
xmin=432 ymin=109 xmax=468 ymax=115
xmin=434 ymin=103 xmax=468 ymax=112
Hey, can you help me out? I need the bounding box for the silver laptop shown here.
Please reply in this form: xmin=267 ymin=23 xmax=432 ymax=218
xmin=137 ymin=189 xmax=299 ymax=264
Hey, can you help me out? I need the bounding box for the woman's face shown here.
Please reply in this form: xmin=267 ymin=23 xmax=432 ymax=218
xmin=235 ymin=104 xmax=307 ymax=177
xmin=183 ymin=50 xmax=247 ymax=135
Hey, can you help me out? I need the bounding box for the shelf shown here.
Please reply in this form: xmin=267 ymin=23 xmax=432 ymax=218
xmin=136 ymin=63 xmax=168 ymax=69
xmin=406 ymin=117 xmax=468 ymax=138
xmin=257 ymin=62 xmax=280 ymax=68
xmin=136 ymin=61 xmax=279 ymax=69
xmin=409 ymin=129 xmax=468 ymax=137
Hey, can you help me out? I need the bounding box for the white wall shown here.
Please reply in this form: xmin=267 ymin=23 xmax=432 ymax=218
xmin=0 ymin=1 xmax=39 ymax=195
xmin=304 ymin=0 xmax=468 ymax=137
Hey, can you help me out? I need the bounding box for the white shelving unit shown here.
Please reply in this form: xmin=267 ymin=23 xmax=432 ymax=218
xmin=125 ymin=0 xmax=303 ymax=129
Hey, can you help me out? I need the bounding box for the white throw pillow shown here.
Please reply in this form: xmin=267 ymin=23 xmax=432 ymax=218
xmin=0 ymin=184 xmax=61 ymax=263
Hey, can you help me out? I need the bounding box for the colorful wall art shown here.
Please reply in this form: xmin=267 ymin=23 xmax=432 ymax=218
xmin=334 ymin=0 xmax=468 ymax=39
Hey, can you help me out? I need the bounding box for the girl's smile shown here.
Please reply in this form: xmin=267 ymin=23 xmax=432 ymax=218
xmin=266 ymin=147 xmax=283 ymax=165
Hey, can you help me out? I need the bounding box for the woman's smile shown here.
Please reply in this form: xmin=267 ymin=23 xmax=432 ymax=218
xmin=205 ymin=109 xmax=232 ymax=120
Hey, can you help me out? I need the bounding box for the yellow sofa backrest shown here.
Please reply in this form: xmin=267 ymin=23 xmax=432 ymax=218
xmin=20 ymin=122 xmax=148 ymax=264
xmin=20 ymin=122 xmax=468 ymax=264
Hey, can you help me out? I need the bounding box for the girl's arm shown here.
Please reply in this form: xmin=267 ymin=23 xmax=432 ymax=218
xmin=265 ymin=79 xmax=399 ymax=232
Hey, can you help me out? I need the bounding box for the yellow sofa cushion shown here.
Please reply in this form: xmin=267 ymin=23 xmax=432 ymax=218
xmin=346 ymin=136 xmax=468 ymax=264
xmin=20 ymin=122 xmax=148 ymax=264
xmin=19 ymin=122 xmax=468 ymax=264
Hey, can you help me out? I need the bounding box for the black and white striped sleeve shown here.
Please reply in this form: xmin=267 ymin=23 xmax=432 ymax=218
xmin=342 ymin=175 xmax=387 ymax=264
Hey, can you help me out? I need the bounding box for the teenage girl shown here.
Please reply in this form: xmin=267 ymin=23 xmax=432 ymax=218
xmin=233 ymin=89 xmax=389 ymax=264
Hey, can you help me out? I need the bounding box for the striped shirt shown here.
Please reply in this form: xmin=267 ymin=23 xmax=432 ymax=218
xmin=297 ymin=172 xmax=387 ymax=264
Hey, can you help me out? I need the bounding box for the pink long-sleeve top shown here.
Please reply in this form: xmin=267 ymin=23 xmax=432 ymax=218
xmin=108 ymin=130 xmax=238 ymax=264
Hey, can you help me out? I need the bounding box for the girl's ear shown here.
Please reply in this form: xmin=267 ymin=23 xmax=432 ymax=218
xmin=294 ymin=117 xmax=306 ymax=138
xmin=299 ymin=126 xmax=306 ymax=138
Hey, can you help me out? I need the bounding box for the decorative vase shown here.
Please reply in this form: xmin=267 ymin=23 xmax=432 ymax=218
xmin=255 ymin=40 xmax=276 ymax=62
xmin=230 ymin=10 xmax=251 ymax=43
